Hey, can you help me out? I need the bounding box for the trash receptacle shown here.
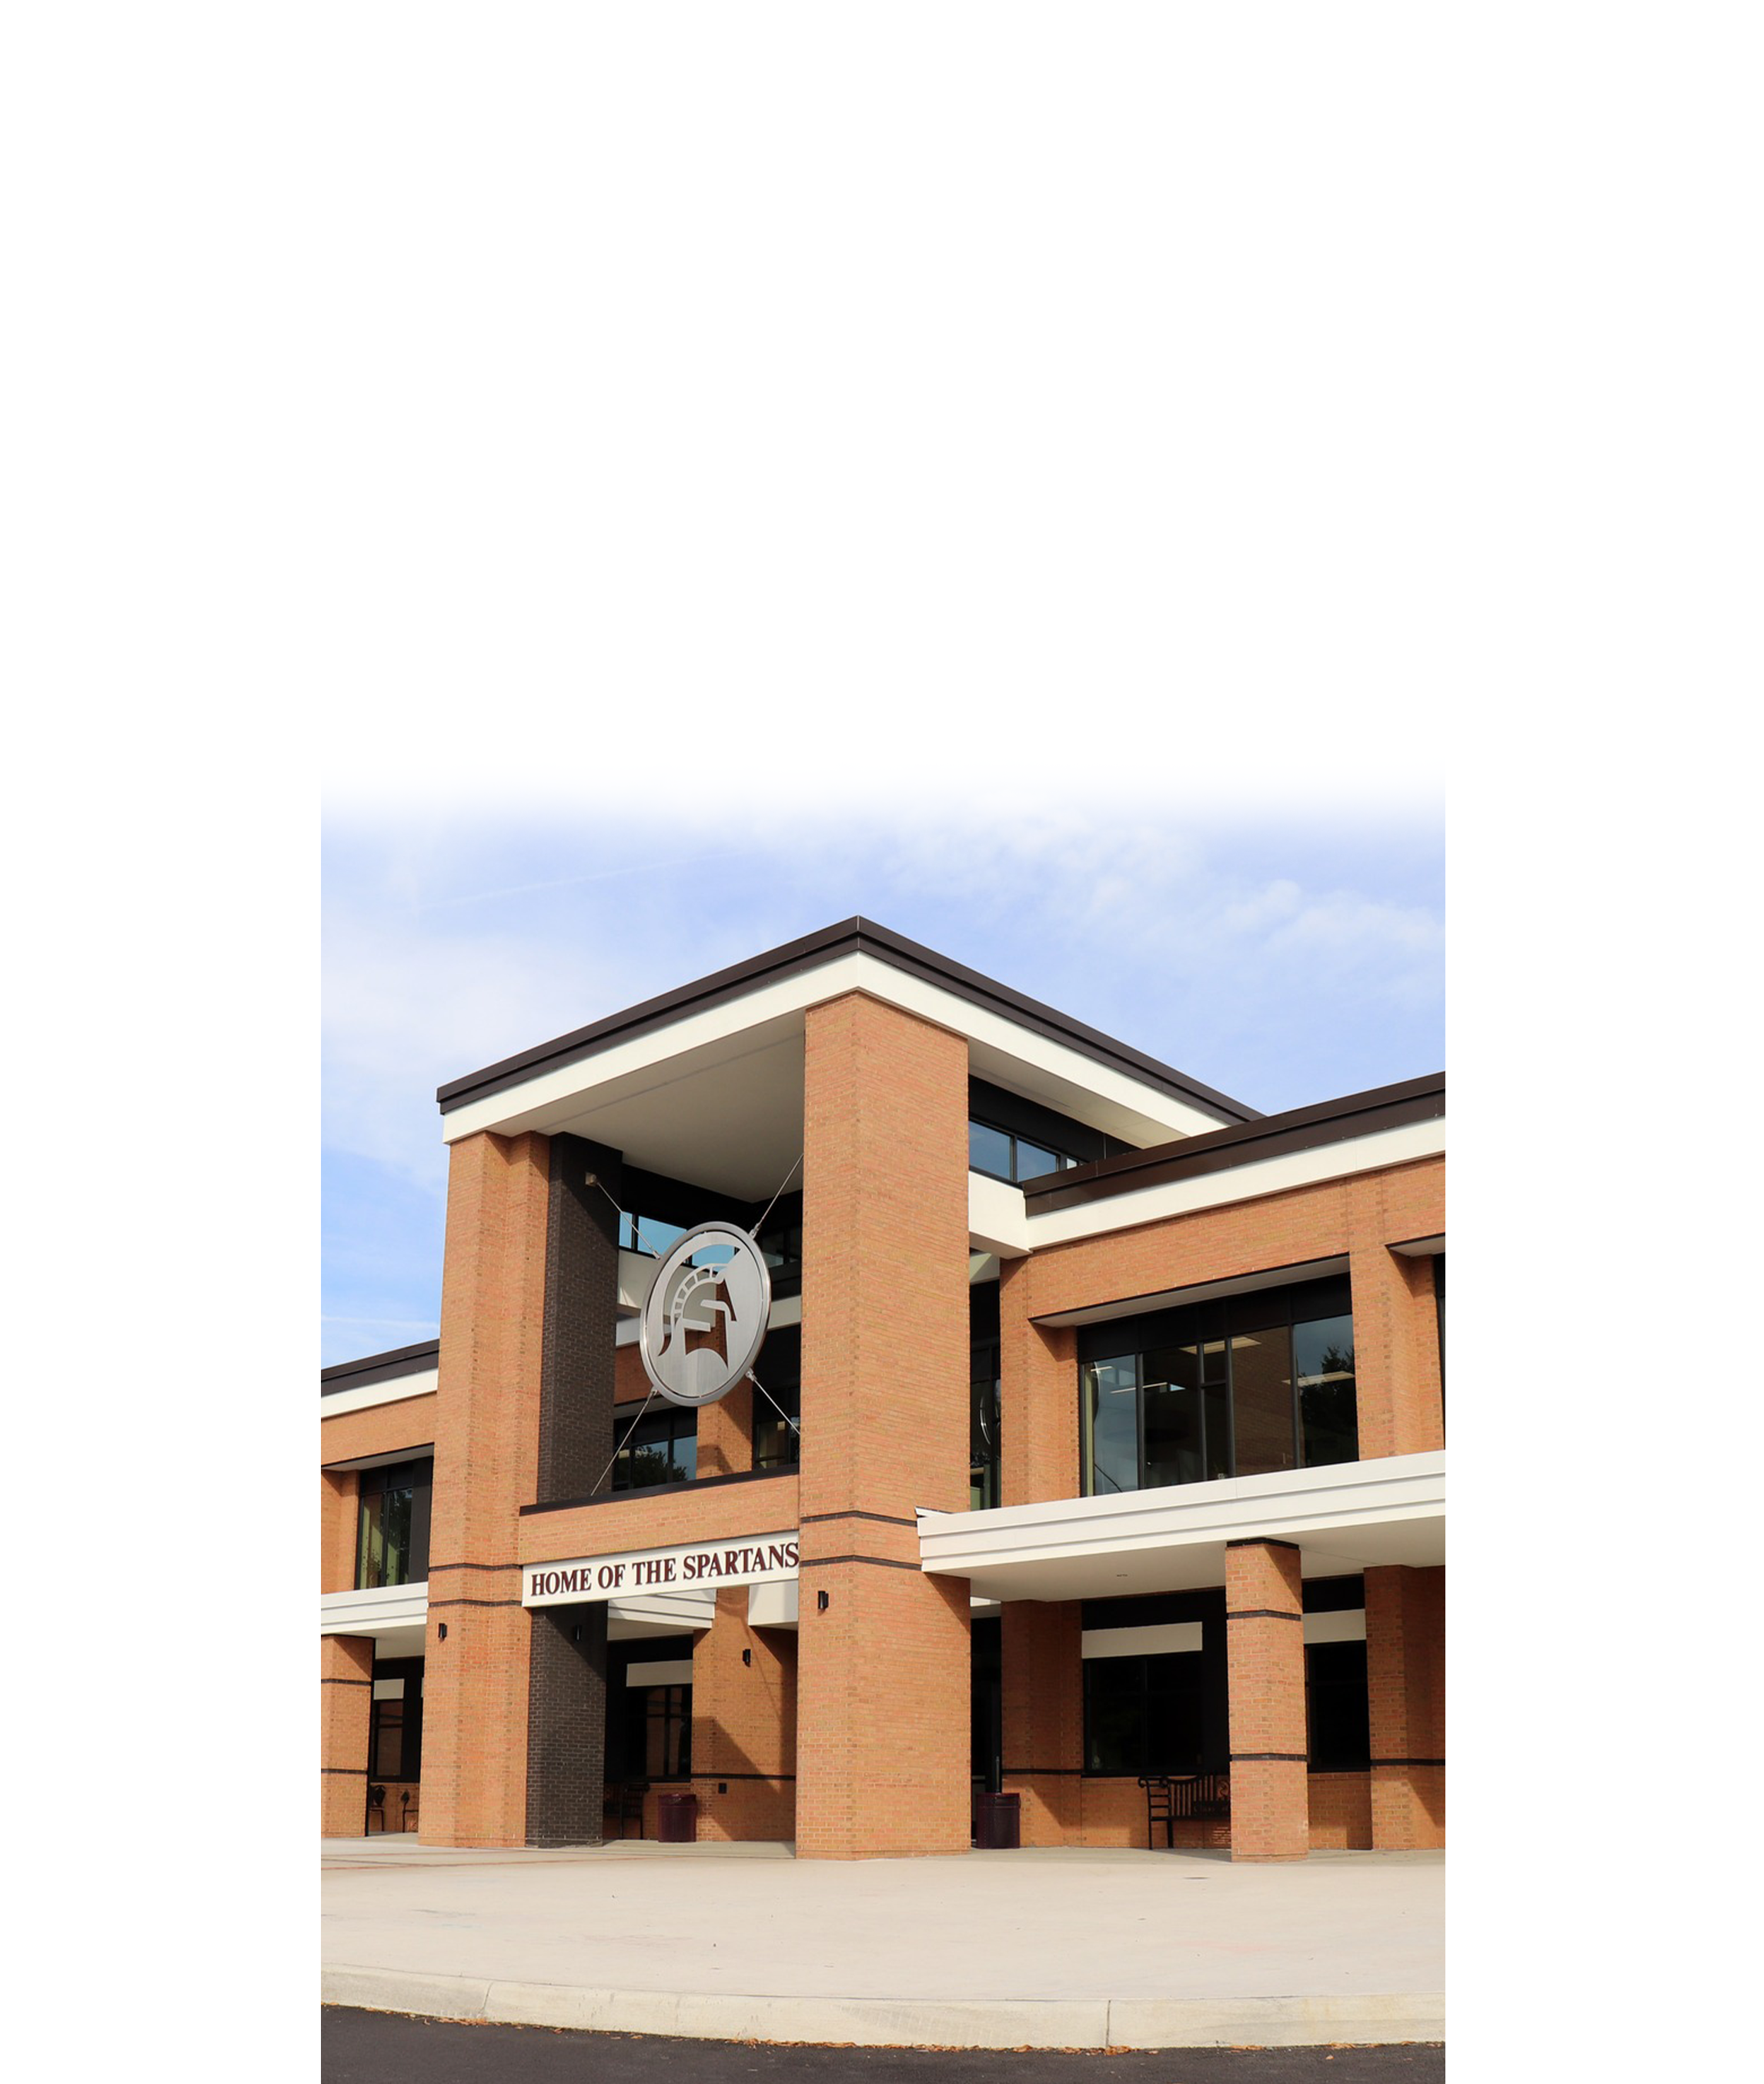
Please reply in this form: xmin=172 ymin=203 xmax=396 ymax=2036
xmin=975 ymin=1792 xmax=1020 ymax=1849
xmin=655 ymin=1792 xmax=698 ymax=1843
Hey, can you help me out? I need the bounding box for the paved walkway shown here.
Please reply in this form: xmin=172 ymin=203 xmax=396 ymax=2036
xmin=322 ymin=1837 xmax=1443 ymax=2049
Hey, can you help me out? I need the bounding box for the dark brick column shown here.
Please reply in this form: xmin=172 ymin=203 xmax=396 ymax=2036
xmin=526 ymin=1132 xmax=621 ymax=1845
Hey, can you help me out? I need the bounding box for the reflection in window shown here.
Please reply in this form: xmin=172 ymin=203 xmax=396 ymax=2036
xmin=356 ymin=1459 xmax=433 ymax=1589
xmin=1080 ymin=1277 xmax=1357 ymax=1496
xmin=627 ymin=1684 xmax=692 ymax=1778
xmin=1084 ymin=1652 xmax=1207 ymax=1775
xmin=612 ymin=1408 xmax=697 ymax=1489
xmin=967 ymin=1119 xmax=1084 ymax=1184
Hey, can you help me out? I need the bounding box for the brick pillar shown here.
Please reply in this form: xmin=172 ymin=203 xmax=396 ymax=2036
xmin=1226 ymin=1538 xmax=1308 ymax=1861
xmin=321 ymin=1635 xmax=376 ymax=1837
xmin=526 ymin=1605 xmax=609 ymax=1845
xmin=796 ymin=991 xmax=973 ymax=1859
xmin=1367 ymin=1564 xmax=1445 ymax=1849
xmin=691 ymin=1585 xmax=798 ymax=1842
xmin=421 ymin=1129 xmax=551 ymax=1848
xmin=321 ymin=1469 xmax=359 ymax=1594
xmin=1348 ymin=1177 xmax=1445 ymax=1459
xmin=998 ymin=1254 xmax=1077 ymax=1506
xmin=1001 ymin=1601 xmax=1083 ymax=1845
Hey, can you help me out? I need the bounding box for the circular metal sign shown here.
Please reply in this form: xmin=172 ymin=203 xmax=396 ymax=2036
xmin=637 ymin=1221 xmax=772 ymax=1408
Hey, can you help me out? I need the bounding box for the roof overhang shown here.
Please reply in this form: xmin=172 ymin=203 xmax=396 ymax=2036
xmin=433 ymin=921 xmax=1254 ymax=1198
xmin=915 ymin=1451 xmax=1445 ymax=1601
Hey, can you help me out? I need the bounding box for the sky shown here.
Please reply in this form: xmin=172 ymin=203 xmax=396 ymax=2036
xmin=322 ymin=806 xmax=1444 ymax=1365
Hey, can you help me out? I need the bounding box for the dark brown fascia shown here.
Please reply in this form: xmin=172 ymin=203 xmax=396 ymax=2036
xmin=434 ymin=917 xmax=1261 ymax=1126
xmin=1019 ymin=1072 xmax=1445 ymax=1214
xmin=320 ymin=1340 xmax=441 ymax=1395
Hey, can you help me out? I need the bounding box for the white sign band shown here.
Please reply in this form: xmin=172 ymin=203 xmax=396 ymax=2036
xmin=523 ymin=1531 xmax=800 ymax=1608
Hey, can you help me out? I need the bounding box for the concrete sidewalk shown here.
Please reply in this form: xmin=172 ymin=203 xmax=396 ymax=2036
xmin=322 ymin=1838 xmax=1443 ymax=2049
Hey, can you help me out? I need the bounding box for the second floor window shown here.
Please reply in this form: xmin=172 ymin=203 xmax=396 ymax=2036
xmin=356 ymin=1458 xmax=433 ymax=1588
xmin=612 ymin=1408 xmax=697 ymax=1489
xmin=967 ymin=1119 xmax=1084 ymax=1184
xmin=1079 ymin=1274 xmax=1357 ymax=1498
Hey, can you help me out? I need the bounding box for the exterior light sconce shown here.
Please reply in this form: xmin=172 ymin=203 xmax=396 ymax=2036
xmin=437 ymin=1622 xmax=447 ymax=1641
xmin=742 ymin=1648 xmax=753 ymax=1666
xmin=571 ymin=1624 xmax=583 ymax=1645
xmin=817 ymin=1590 xmax=830 ymax=1611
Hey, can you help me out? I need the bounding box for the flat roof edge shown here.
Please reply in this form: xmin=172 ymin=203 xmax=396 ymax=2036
xmin=434 ymin=917 xmax=1261 ymax=1125
xmin=321 ymin=1340 xmax=441 ymax=1394
xmin=1022 ymin=1073 xmax=1445 ymax=1214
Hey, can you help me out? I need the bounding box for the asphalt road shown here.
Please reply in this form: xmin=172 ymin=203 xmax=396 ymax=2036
xmin=323 ymin=2009 xmax=1444 ymax=2083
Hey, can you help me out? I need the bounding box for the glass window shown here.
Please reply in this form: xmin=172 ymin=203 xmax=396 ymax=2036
xmin=1077 ymin=1280 xmax=1357 ymax=1495
xmin=632 ymin=1683 xmax=692 ymax=1778
xmin=970 ymin=1341 xmax=1001 ymax=1510
xmin=753 ymin=1381 xmax=800 ymax=1471
xmin=620 ymin=1213 xmax=689 ymax=1259
xmin=968 ymin=1121 xmax=1014 ymax=1179
xmin=356 ymin=1459 xmax=432 ymax=1589
xmin=613 ymin=1408 xmax=697 ymax=1489
xmin=1084 ymin=1652 xmax=1207 ymax=1775
xmin=968 ymin=1119 xmax=1085 ymax=1184
xmin=1306 ymin=1641 xmax=1371 ymax=1771
xmin=1295 ymin=1312 xmax=1358 ymax=1466
xmin=1081 ymin=1355 xmax=1140 ymax=1496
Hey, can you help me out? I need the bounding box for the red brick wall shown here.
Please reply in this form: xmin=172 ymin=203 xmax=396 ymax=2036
xmin=421 ymin=1130 xmax=551 ymax=1847
xmin=796 ymin=992 xmax=974 ymax=1859
xmin=320 ymin=1634 xmax=375 ymax=1835
xmin=688 ymin=1585 xmax=797 ymax=1843
xmin=1005 ymin=1157 xmax=1445 ymax=1497
xmin=1001 ymin=1600 xmax=1083 ymax=1842
xmin=1227 ymin=1540 xmax=1309 ymax=1860
xmin=319 ymin=1390 xmax=439 ymax=1595
xmin=1307 ymin=1772 xmax=1372 ymax=1849
xmin=1367 ymin=1563 xmax=1445 ymax=1848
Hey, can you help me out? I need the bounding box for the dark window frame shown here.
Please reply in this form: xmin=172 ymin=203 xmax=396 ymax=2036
xmin=1078 ymin=1276 xmax=1358 ymax=1498
xmin=610 ymin=1407 xmax=697 ymax=1491
xmin=356 ymin=1458 xmax=433 ymax=1589
xmin=967 ymin=1116 xmax=1084 ymax=1185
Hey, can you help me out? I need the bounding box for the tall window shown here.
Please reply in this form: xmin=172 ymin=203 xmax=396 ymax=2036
xmin=1084 ymin=1653 xmax=1208 ymax=1775
xmin=1306 ymin=1642 xmax=1371 ymax=1771
xmin=1079 ymin=1276 xmax=1357 ymax=1497
xmin=621 ymin=1684 xmax=692 ymax=1778
xmin=611 ymin=1408 xmax=696 ymax=1489
xmin=356 ymin=1458 xmax=433 ymax=1588
xmin=369 ymin=1660 xmax=424 ymax=1782
xmin=751 ymin=1325 xmax=800 ymax=1471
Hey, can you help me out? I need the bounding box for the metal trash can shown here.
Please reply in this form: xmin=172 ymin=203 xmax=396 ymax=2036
xmin=975 ymin=1792 xmax=1020 ymax=1849
xmin=655 ymin=1792 xmax=699 ymax=1843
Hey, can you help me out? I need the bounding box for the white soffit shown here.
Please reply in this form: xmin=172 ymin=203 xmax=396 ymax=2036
xmin=1081 ymin=1621 xmax=1203 ymax=1658
xmin=916 ymin=1453 xmax=1445 ymax=1604
xmin=747 ymin=1580 xmax=800 ymax=1629
xmin=1304 ymin=1610 xmax=1367 ymax=1645
xmin=441 ymin=952 xmax=1228 ymax=1161
xmin=608 ymin=1588 xmax=717 ymax=1638
xmin=320 ymin=1583 xmax=429 ymax=1635
xmin=321 ymin=1371 xmax=439 ymax=1418
xmin=625 ymin=1658 xmax=694 ymax=1688
xmin=1033 ymin=1256 xmax=1349 ymax=1329
xmin=1026 ymin=1119 xmax=1446 ymax=1247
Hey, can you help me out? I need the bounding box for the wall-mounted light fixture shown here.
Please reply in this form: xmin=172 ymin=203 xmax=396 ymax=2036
xmin=742 ymin=1647 xmax=752 ymax=1665
xmin=437 ymin=1622 xmax=448 ymax=1641
xmin=817 ymin=1589 xmax=830 ymax=1611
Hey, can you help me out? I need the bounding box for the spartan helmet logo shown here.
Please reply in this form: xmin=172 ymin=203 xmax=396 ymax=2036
xmin=638 ymin=1221 xmax=773 ymax=1408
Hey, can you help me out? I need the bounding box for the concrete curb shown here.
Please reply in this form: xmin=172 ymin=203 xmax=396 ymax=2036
xmin=322 ymin=1965 xmax=1444 ymax=2049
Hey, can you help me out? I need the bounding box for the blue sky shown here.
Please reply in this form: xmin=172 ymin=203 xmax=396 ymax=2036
xmin=323 ymin=807 xmax=1442 ymax=1366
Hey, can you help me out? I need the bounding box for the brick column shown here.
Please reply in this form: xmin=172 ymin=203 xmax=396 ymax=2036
xmin=998 ymin=1254 xmax=1077 ymax=1506
xmin=321 ymin=1634 xmax=376 ymax=1837
xmin=691 ymin=1585 xmax=798 ymax=1842
xmin=1001 ymin=1600 xmax=1083 ymax=1845
xmin=697 ymin=1381 xmax=753 ymax=1480
xmin=1348 ymin=1177 xmax=1445 ymax=1459
xmin=1366 ymin=1563 xmax=1445 ymax=1849
xmin=421 ymin=1129 xmax=551 ymax=1848
xmin=796 ymin=992 xmax=973 ymax=1859
xmin=321 ymin=1469 xmax=359 ymax=1594
xmin=1226 ymin=1539 xmax=1308 ymax=1861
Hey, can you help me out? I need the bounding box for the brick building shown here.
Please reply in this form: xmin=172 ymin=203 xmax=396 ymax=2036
xmin=320 ymin=918 xmax=1444 ymax=1860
